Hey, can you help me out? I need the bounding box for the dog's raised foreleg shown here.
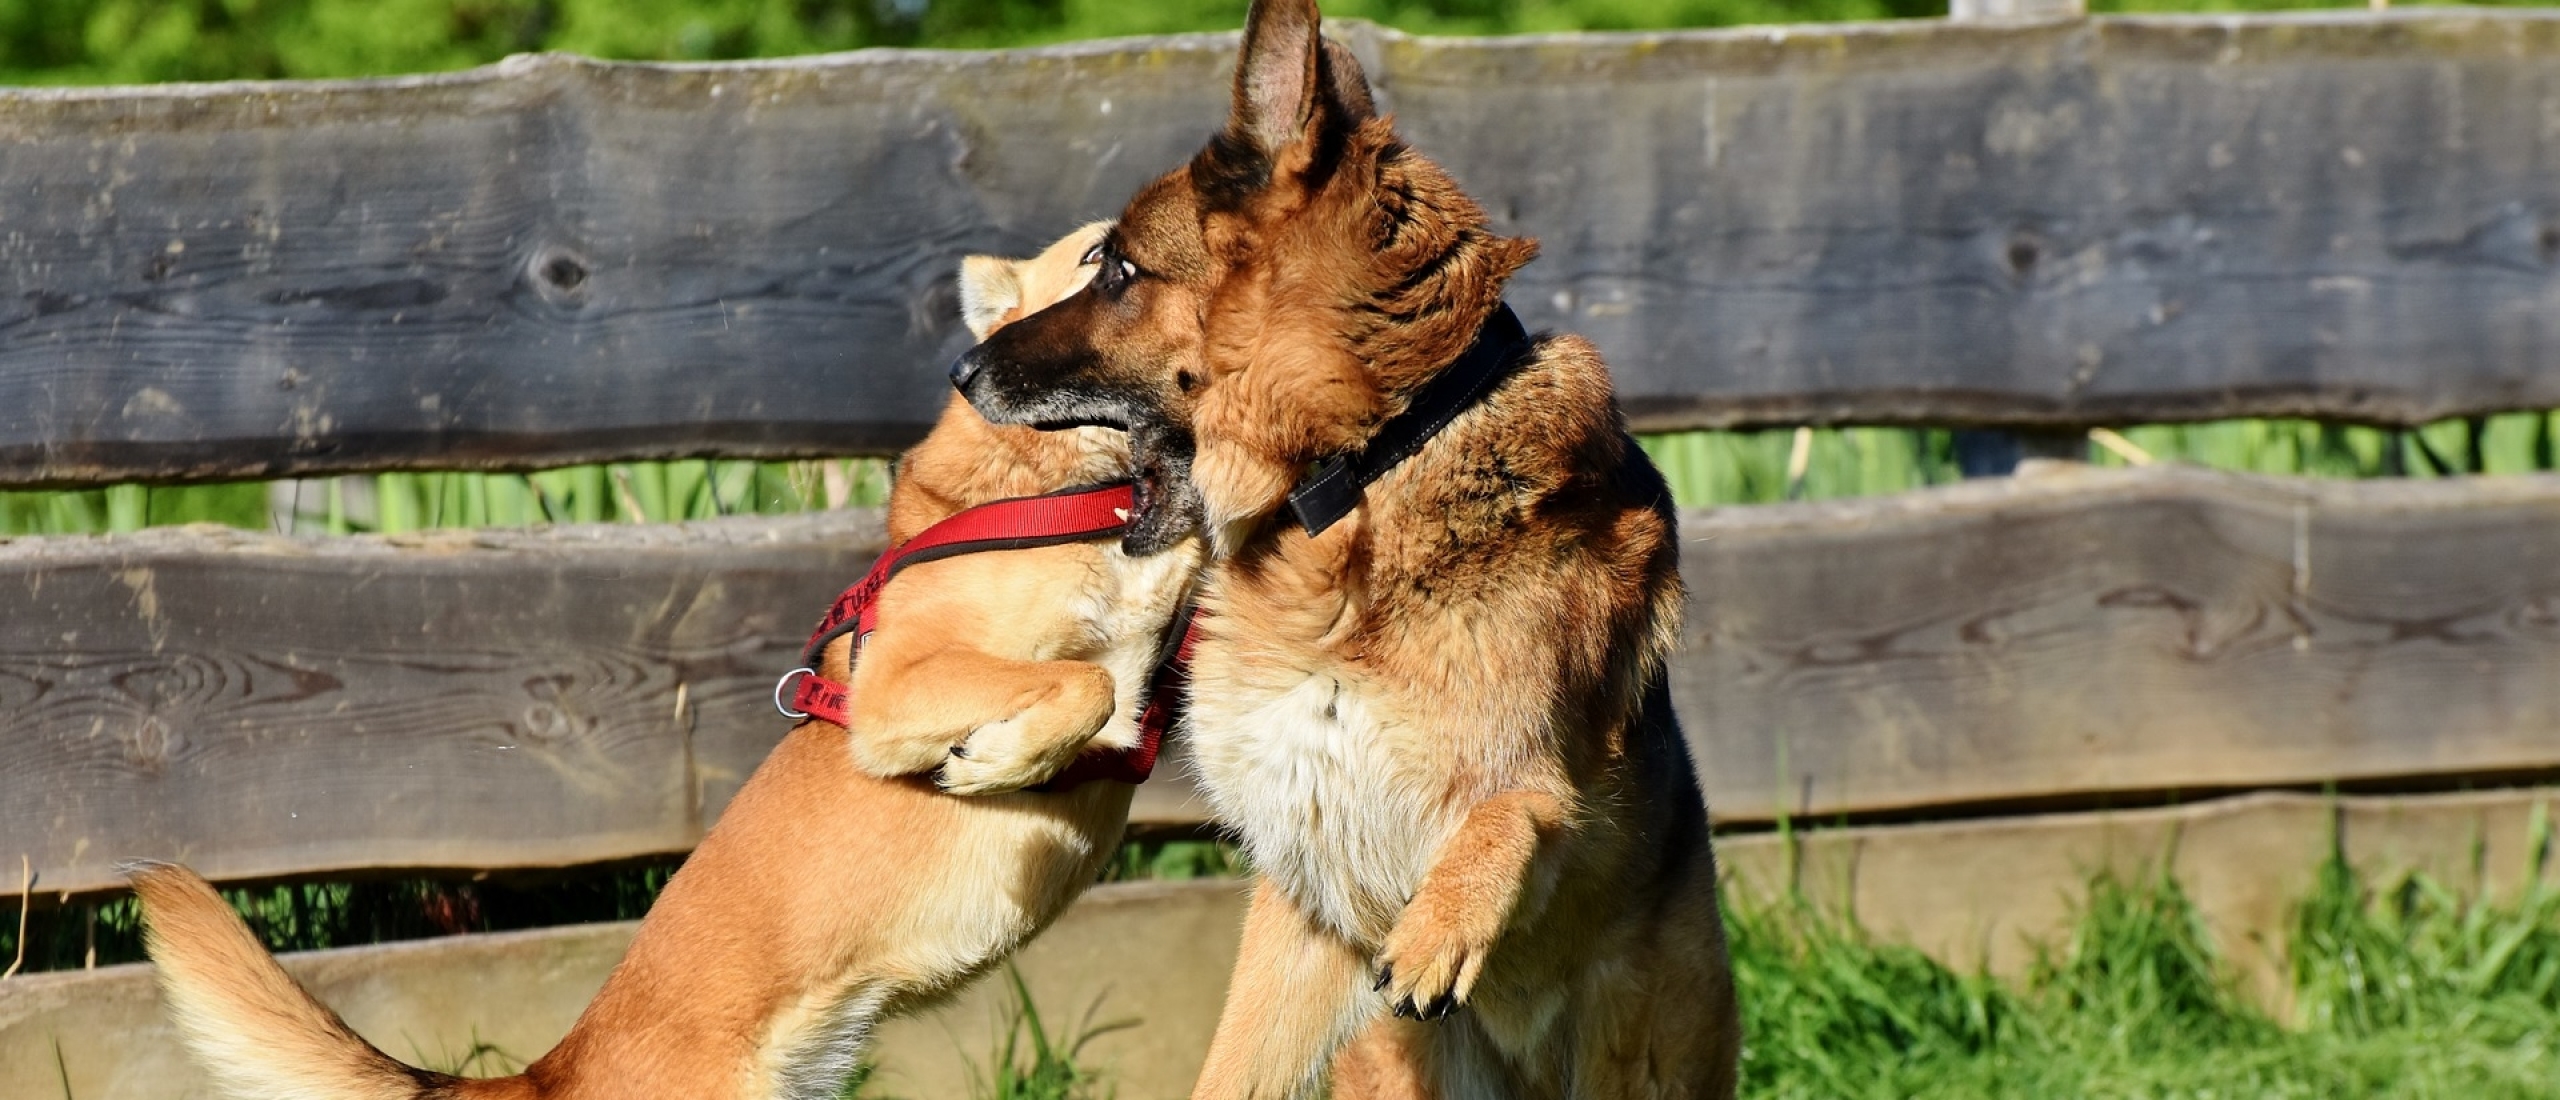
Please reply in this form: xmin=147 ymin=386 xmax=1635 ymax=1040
xmin=1373 ymin=790 xmax=1567 ymax=1019
xmin=1190 ymin=878 xmax=1380 ymax=1100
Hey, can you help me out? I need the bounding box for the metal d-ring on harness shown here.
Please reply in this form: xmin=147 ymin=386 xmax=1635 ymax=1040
xmin=775 ymin=480 xmax=1196 ymax=791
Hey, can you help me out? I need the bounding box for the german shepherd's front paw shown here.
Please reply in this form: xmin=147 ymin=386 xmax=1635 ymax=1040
xmin=1373 ymin=894 xmax=1499 ymax=1021
xmin=934 ymin=665 xmax=1118 ymax=796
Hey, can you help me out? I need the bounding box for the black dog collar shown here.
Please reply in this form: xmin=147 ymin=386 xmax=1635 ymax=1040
xmin=1285 ymin=303 xmax=1533 ymax=537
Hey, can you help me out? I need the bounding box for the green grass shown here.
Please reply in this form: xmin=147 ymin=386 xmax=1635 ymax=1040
xmin=1099 ymin=838 xmax=1244 ymax=883
xmin=842 ymin=967 xmax=1130 ymax=1100
xmin=1630 ymin=411 xmax=2560 ymax=509
xmin=16 ymin=821 xmax=2553 ymax=1098
xmin=845 ymin=825 xmax=2560 ymax=1100
xmin=0 ymin=0 xmax=1958 ymax=87
xmin=0 ymin=457 xmax=890 ymax=537
xmin=0 ymin=863 xmax=688 ymax=974
xmin=10 ymin=412 xmax=2558 ymax=540
xmin=961 ymin=967 xmax=1130 ymax=1100
xmin=1729 ymin=808 xmax=2560 ymax=1099
xmin=0 ymin=838 xmax=1235 ymax=976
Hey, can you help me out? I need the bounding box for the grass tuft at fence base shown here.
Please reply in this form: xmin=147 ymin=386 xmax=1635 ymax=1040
xmin=1729 ymin=839 xmax=2560 ymax=1099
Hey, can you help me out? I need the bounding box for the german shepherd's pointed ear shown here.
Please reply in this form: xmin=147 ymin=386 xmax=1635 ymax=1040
xmin=1318 ymin=38 xmax=1376 ymax=125
xmin=1227 ymin=0 xmax=1375 ymax=164
xmin=1232 ymin=0 xmax=1323 ymax=156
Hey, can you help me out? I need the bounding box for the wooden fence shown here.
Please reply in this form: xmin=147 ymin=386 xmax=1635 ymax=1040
xmin=9 ymin=11 xmax=2560 ymax=490
xmin=4 ymin=8 xmax=2560 ymax=1096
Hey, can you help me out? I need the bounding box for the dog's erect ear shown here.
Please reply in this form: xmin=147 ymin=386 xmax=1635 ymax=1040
xmin=1231 ymin=0 xmax=1325 ymax=158
xmin=1317 ymin=37 xmax=1375 ymax=126
xmin=957 ymin=254 xmax=1024 ymax=341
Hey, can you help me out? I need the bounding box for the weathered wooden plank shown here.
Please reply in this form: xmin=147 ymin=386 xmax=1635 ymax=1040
xmin=5 ymin=12 xmax=2560 ymax=487
xmin=0 ymin=514 xmax=876 ymax=897
xmin=0 ymin=42 xmax=1238 ymax=488
xmin=9 ymin=467 xmax=2558 ymax=896
xmin=1679 ymin=464 xmax=2560 ymax=822
xmin=0 ymin=877 xmax=1254 ymax=1100
xmin=0 ymin=513 xmax=1209 ymax=898
xmin=1398 ymin=11 xmax=2560 ymax=432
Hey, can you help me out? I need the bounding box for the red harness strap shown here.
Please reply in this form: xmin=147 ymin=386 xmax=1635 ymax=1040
xmin=776 ymin=481 xmax=1191 ymax=791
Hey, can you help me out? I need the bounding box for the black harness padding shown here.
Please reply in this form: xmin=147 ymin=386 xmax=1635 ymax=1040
xmin=1285 ymin=303 xmax=1534 ymax=538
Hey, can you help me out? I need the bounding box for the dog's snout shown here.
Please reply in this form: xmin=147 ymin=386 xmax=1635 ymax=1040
xmin=948 ymin=349 xmax=986 ymax=391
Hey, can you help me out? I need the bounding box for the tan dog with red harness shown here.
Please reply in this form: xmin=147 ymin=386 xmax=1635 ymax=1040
xmin=128 ymin=222 xmax=1208 ymax=1100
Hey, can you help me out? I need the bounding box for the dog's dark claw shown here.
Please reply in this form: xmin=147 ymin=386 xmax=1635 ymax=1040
xmin=1373 ymin=966 xmax=1393 ymax=992
xmin=949 ymin=743 xmax=970 ymax=759
xmin=1423 ymin=993 xmax=1457 ymax=1020
xmin=1393 ymin=998 xmax=1417 ymax=1019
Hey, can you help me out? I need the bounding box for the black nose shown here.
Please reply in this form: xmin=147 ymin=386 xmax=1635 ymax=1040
xmin=949 ymin=350 xmax=985 ymax=390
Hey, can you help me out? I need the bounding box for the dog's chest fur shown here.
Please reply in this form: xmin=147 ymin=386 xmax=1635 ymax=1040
xmin=1185 ymin=583 xmax=1458 ymax=946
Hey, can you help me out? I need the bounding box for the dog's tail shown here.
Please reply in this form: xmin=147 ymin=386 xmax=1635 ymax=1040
xmin=129 ymin=861 xmax=518 ymax=1100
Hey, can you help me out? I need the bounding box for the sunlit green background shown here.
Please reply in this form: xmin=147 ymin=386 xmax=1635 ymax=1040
xmin=8 ymin=0 xmax=2560 ymax=86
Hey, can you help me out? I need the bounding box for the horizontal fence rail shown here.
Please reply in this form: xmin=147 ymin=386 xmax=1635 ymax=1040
xmin=1675 ymin=464 xmax=2560 ymax=820
xmin=2 ymin=515 xmax=885 ymax=895
xmin=10 ymin=465 xmax=2557 ymax=897
xmin=4 ymin=11 xmax=2560 ymax=487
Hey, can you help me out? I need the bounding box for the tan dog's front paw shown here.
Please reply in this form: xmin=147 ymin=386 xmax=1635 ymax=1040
xmin=849 ymin=727 xmax=970 ymax=780
xmin=934 ymin=664 xmax=1117 ymax=796
xmin=935 ymin=711 xmax=1095 ymax=795
xmin=1372 ymin=896 xmax=1498 ymax=1021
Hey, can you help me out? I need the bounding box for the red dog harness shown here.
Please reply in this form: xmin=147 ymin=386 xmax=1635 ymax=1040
xmin=774 ymin=482 xmax=1196 ymax=791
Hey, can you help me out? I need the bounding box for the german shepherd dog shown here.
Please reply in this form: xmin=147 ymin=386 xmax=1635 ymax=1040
xmin=950 ymin=3 xmax=1740 ymax=1096
xmin=130 ymin=223 xmax=1208 ymax=1100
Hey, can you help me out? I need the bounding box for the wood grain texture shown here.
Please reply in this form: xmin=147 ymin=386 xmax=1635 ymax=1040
xmin=0 ymin=512 xmax=1212 ymax=898
xmin=0 ymin=44 xmax=1239 ymax=488
xmin=8 ymin=466 xmax=2558 ymax=895
xmin=6 ymin=11 xmax=2560 ymax=486
xmin=1679 ymin=464 xmax=2560 ymax=822
xmin=0 ymin=514 xmax=885 ymax=896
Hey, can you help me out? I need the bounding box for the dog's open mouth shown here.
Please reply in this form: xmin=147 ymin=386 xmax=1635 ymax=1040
xmin=1010 ymin=412 xmax=1195 ymax=555
xmin=1130 ymin=452 xmax=1165 ymax=526
xmin=948 ymin=343 xmax=1198 ymax=552
xmin=1119 ymin=427 xmax=1200 ymax=557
